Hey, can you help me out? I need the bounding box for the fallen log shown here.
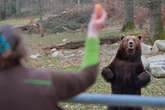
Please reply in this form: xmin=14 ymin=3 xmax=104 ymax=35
xmin=13 ymin=25 xmax=31 ymax=31
xmin=13 ymin=23 xmax=45 ymax=37
xmin=43 ymin=36 xmax=121 ymax=50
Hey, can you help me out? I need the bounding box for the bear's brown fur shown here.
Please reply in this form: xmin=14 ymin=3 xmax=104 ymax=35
xmin=102 ymin=35 xmax=151 ymax=110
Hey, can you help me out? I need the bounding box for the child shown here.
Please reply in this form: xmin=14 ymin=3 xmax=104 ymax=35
xmin=0 ymin=4 xmax=107 ymax=110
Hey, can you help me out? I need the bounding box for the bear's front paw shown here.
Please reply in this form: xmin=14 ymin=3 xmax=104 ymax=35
xmin=101 ymin=67 xmax=114 ymax=82
xmin=138 ymin=71 xmax=151 ymax=81
xmin=136 ymin=71 xmax=151 ymax=88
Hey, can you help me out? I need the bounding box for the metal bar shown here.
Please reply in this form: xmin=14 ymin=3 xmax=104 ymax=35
xmin=67 ymin=93 xmax=165 ymax=107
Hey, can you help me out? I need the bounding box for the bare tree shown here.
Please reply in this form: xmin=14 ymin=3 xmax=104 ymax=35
xmin=16 ymin=0 xmax=21 ymax=16
xmin=122 ymin=0 xmax=135 ymax=31
xmin=148 ymin=0 xmax=165 ymax=40
xmin=0 ymin=0 xmax=7 ymax=19
xmin=38 ymin=0 xmax=43 ymax=21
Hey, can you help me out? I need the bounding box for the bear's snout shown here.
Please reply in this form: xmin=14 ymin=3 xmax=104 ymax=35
xmin=128 ymin=39 xmax=135 ymax=49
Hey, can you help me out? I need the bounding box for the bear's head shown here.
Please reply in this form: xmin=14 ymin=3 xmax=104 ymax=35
xmin=116 ymin=35 xmax=142 ymax=61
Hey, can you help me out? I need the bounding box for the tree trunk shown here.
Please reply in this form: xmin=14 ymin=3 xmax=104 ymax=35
xmin=38 ymin=0 xmax=43 ymax=21
xmin=16 ymin=0 xmax=21 ymax=16
xmin=148 ymin=0 xmax=165 ymax=40
xmin=122 ymin=0 xmax=135 ymax=31
xmin=0 ymin=0 xmax=7 ymax=20
xmin=77 ymin=0 xmax=80 ymax=5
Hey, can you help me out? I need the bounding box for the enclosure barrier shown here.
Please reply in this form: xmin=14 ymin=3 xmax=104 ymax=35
xmin=67 ymin=93 xmax=165 ymax=107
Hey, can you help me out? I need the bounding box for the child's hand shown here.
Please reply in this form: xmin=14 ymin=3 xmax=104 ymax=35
xmin=88 ymin=4 xmax=107 ymax=37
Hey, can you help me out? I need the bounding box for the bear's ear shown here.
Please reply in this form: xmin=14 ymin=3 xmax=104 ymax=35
xmin=138 ymin=36 xmax=142 ymax=40
xmin=121 ymin=36 xmax=125 ymax=40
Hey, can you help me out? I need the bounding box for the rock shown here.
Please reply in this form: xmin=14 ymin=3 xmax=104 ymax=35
xmin=65 ymin=54 xmax=76 ymax=58
xmin=51 ymin=48 xmax=57 ymax=53
xmin=62 ymin=39 xmax=67 ymax=42
xmin=141 ymin=40 xmax=165 ymax=55
xmin=149 ymin=55 xmax=165 ymax=78
xmin=152 ymin=40 xmax=165 ymax=54
xmin=48 ymin=64 xmax=54 ymax=67
xmin=30 ymin=53 xmax=41 ymax=59
xmin=51 ymin=51 xmax=62 ymax=58
xmin=62 ymin=50 xmax=77 ymax=58
xmin=141 ymin=43 xmax=152 ymax=55
xmin=77 ymin=49 xmax=84 ymax=56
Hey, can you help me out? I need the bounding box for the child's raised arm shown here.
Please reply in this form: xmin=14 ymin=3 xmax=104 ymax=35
xmin=51 ymin=4 xmax=107 ymax=101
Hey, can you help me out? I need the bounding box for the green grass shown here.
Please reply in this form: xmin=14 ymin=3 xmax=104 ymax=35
xmin=0 ymin=17 xmax=39 ymax=25
xmin=100 ymin=28 xmax=144 ymax=38
xmin=22 ymin=28 xmax=144 ymax=52
xmin=0 ymin=18 xmax=29 ymax=25
xmin=23 ymin=32 xmax=86 ymax=51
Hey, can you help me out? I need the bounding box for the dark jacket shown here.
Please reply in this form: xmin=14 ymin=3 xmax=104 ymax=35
xmin=0 ymin=64 xmax=98 ymax=110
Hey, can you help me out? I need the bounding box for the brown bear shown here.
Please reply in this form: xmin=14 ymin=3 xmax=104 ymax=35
xmin=102 ymin=35 xmax=151 ymax=110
